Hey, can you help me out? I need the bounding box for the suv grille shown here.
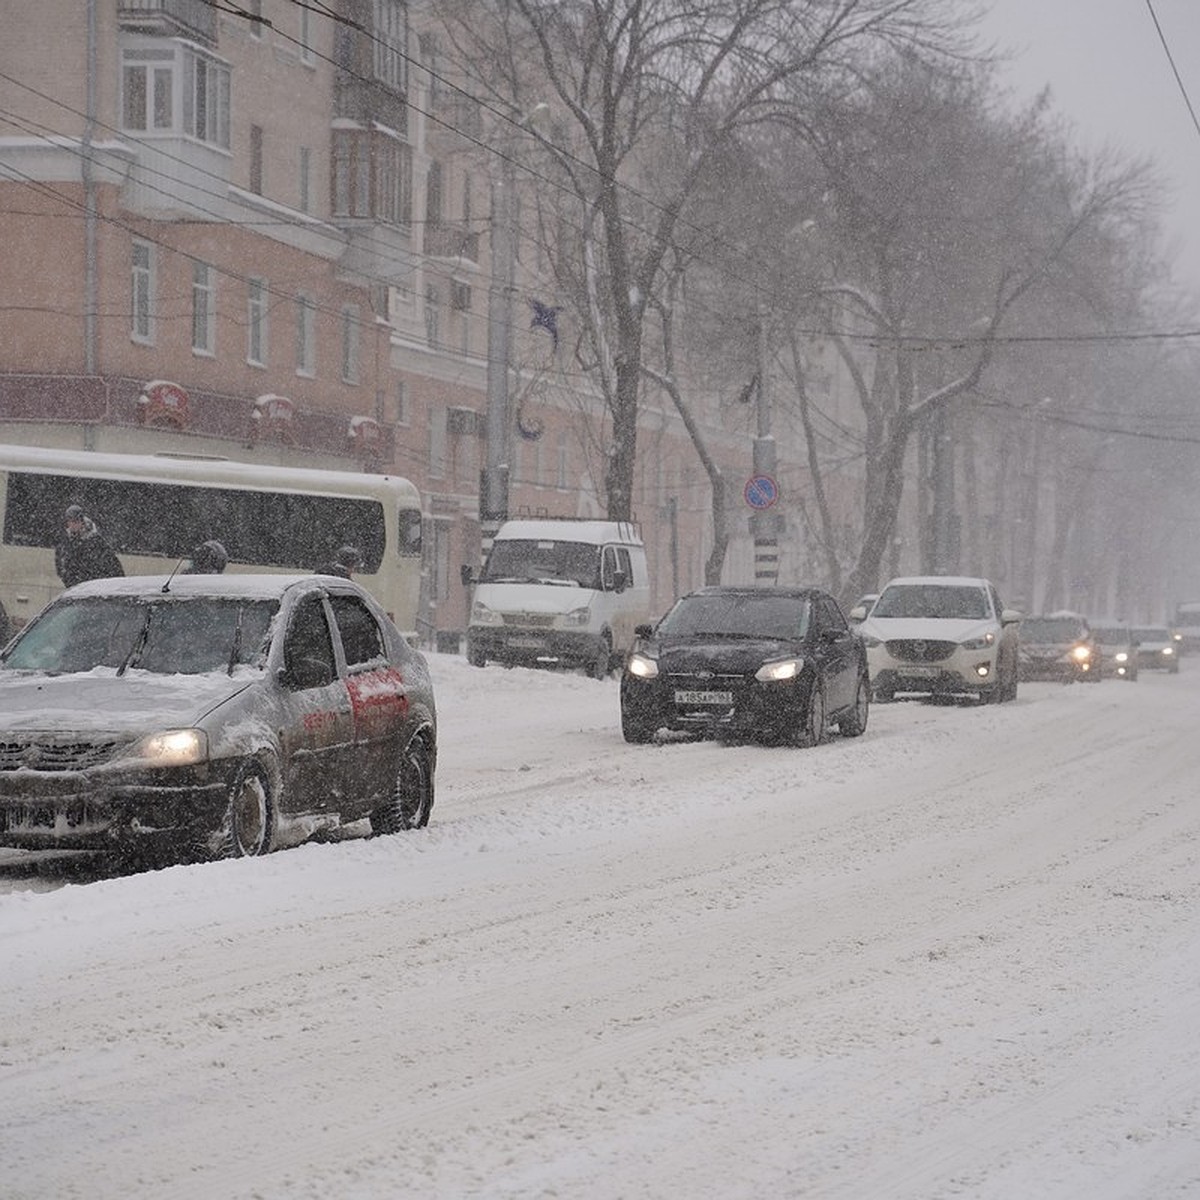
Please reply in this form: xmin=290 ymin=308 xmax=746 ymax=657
xmin=0 ymin=738 xmax=124 ymax=772
xmin=886 ymin=639 xmax=957 ymax=663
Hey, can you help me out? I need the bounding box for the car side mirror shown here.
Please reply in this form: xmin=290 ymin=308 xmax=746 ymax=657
xmin=1001 ymin=608 xmax=1022 ymax=625
xmin=848 ymin=605 xmax=866 ymax=621
xmin=460 ymin=564 xmax=476 ymax=587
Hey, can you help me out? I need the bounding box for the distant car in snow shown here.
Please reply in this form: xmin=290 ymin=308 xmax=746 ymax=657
xmin=853 ymin=575 xmax=1021 ymax=703
xmin=0 ymin=574 xmax=437 ymax=865
xmin=1131 ymin=626 xmax=1180 ymax=674
xmin=619 ymin=585 xmax=869 ymax=746
xmin=1017 ymin=612 xmax=1102 ymax=683
xmin=1091 ymin=623 xmax=1139 ymax=681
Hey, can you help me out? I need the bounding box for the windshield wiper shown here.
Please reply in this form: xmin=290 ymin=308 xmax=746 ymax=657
xmin=117 ymin=608 xmax=152 ymax=676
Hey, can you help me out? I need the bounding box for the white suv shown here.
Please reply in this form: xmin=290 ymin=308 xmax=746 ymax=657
xmin=852 ymin=575 xmax=1021 ymax=703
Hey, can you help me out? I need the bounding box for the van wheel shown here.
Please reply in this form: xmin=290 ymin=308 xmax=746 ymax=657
xmin=587 ymin=634 xmax=612 ymax=680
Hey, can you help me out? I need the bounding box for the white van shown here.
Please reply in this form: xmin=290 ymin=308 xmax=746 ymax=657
xmin=463 ymin=519 xmax=650 ymax=677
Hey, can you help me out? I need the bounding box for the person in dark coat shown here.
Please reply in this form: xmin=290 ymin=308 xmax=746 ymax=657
xmin=318 ymin=544 xmax=362 ymax=579
xmin=55 ymin=504 xmax=124 ymax=589
xmin=184 ymin=539 xmax=229 ymax=574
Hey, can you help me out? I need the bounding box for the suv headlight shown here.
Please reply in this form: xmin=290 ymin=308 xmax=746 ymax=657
xmin=626 ymin=651 xmax=658 ymax=679
xmin=470 ymin=600 xmax=503 ymax=626
xmin=1071 ymin=644 xmax=1092 ymax=662
xmin=563 ymin=605 xmax=591 ymax=628
xmin=960 ymin=631 xmax=996 ymax=650
xmin=756 ymin=657 xmax=804 ymax=682
xmin=126 ymin=729 xmax=208 ymax=766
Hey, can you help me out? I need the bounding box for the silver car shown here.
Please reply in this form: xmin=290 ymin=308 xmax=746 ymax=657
xmin=0 ymin=574 xmax=437 ymax=865
xmin=855 ymin=575 xmax=1022 ymax=703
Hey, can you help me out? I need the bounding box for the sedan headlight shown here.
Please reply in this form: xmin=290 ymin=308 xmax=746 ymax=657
xmin=470 ymin=600 xmax=503 ymax=626
xmin=1162 ymin=646 xmax=1175 ymax=658
xmin=626 ymin=651 xmax=659 ymax=679
xmin=960 ymin=631 xmax=997 ymax=650
xmin=1114 ymin=651 xmax=1128 ymax=663
xmin=563 ymin=605 xmax=591 ymax=628
xmin=1071 ymin=644 xmax=1093 ymax=662
xmin=126 ymin=729 xmax=208 ymax=766
xmin=755 ymin=657 xmax=804 ymax=682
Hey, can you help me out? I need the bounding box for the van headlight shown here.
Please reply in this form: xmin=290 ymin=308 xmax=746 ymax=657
xmin=626 ymin=651 xmax=658 ymax=679
xmin=126 ymin=729 xmax=208 ymax=766
xmin=756 ymin=657 xmax=803 ymax=682
xmin=470 ymin=600 xmax=503 ymax=626
xmin=563 ymin=605 xmax=591 ymax=627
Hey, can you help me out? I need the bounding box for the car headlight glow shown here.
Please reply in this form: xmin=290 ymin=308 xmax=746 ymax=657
xmin=960 ymin=631 xmax=996 ymax=650
xmin=1114 ymin=651 xmax=1128 ymax=663
xmin=563 ymin=605 xmax=591 ymax=628
xmin=470 ymin=601 xmax=503 ymax=626
xmin=1162 ymin=646 xmax=1175 ymax=657
xmin=755 ymin=657 xmax=804 ymax=682
xmin=128 ymin=729 xmax=208 ymax=766
xmin=1071 ymin=645 xmax=1092 ymax=662
xmin=626 ymin=651 xmax=659 ymax=679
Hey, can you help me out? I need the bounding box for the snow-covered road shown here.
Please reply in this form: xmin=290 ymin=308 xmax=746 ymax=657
xmin=2 ymin=656 xmax=1197 ymax=1199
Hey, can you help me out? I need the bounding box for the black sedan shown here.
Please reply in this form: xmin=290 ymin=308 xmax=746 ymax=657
xmin=619 ymin=586 xmax=869 ymax=746
xmin=0 ymin=574 xmax=437 ymax=865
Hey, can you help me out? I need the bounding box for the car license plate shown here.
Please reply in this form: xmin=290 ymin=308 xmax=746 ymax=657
xmin=899 ymin=666 xmax=939 ymax=678
xmin=506 ymin=636 xmax=547 ymax=650
xmin=675 ymin=689 xmax=733 ymax=705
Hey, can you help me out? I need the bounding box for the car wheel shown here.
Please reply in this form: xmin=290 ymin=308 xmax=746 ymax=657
xmin=1004 ymin=671 xmax=1019 ymax=702
xmin=838 ymin=673 xmax=870 ymax=737
xmin=872 ymin=685 xmax=894 ymax=704
xmin=587 ymin=634 xmax=612 ymax=680
xmin=467 ymin=643 xmax=486 ymax=668
xmin=372 ymin=733 xmax=435 ymax=833
xmin=621 ymin=705 xmax=657 ymax=744
xmin=219 ymin=760 xmax=275 ymax=858
xmin=800 ymin=679 xmax=827 ymax=747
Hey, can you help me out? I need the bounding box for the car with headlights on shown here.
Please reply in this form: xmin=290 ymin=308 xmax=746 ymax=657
xmin=1017 ymin=612 xmax=1102 ymax=683
xmin=1131 ymin=626 xmax=1180 ymax=674
xmin=1091 ymin=623 xmax=1139 ymax=681
xmin=619 ymin=586 xmax=869 ymax=746
xmin=852 ymin=575 xmax=1021 ymax=703
xmin=0 ymin=574 xmax=436 ymax=865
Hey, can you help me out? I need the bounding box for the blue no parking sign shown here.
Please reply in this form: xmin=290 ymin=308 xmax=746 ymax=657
xmin=744 ymin=474 xmax=779 ymax=510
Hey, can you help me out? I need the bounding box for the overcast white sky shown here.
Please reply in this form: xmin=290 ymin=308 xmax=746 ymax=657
xmin=978 ymin=0 xmax=1200 ymax=295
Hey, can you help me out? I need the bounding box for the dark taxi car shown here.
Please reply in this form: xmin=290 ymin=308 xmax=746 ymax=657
xmin=619 ymin=586 xmax=869 ymax=746
xmin=0 ymin=574 xmax=436 ymax=864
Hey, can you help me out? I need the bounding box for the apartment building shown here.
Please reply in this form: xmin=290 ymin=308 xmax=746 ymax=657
xmin=0 ymin=0 xmax=758 ymax=641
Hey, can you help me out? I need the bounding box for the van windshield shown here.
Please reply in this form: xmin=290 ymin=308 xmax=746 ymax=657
xmin=481 ymin=539 xmax=600 ymax=588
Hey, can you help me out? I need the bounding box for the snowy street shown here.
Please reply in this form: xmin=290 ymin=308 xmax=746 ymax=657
xmin=2 ymin=654 xmax=1198 ymax=1199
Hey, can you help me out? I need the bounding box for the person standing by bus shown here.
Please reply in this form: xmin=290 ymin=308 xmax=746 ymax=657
xmin=184 ymin=539 xmax=229 ymax=574
xmin=318 ymin=544 xmax=362 ymax=579
xmin=55 ymin=504 xmax=124 ymax=589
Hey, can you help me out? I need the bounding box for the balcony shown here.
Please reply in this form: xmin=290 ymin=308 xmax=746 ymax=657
xmin=424 ymin=223 xmax=481 ymax=264
xmin=118 ymin=0 xmax=217 ymax=44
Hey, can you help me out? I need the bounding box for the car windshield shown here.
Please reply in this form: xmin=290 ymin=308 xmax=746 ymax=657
xmin=658 ymin=593 xmax=810 ymax=640
xmin=872 ymin=584 xmax=990 ymax=621
xmin=1 ymin=596 xmax=279 ymax=676
xmin=481 ymin=539 xmax=599 ymax=587
xmin=1022 ymin=618 xmax=1086 ymax=642
xmin=1092 ymin=628 xmax=1130 ymax=645
xmin=1132 ymin=628 xmax=1168 ymax=644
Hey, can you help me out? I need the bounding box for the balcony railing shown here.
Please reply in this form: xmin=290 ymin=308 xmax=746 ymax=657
xmin=424 ymin=223 xmax=481 ymax=263
xmin=118 ymin=0 xmax=217 ymax=44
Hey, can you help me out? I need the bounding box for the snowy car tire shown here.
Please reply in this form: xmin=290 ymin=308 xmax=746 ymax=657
xmin=838 ymin=674 xmax=870 ymax=738
xmin=587 ymin=634 xmax=612 ymax=680
xmin=219 ymin=760 xmax=275 ymax=859
xmin=801 ymin=680 xmax=827 ymax=747
xmin=372 ymin=734 xmax=435 ymax=834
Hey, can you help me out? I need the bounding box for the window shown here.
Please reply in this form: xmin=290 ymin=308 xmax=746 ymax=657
xmin=182 ymin=49 xmax=231 ymax=148
xmin=191 ymin=262 xmax=214 ymax=353
xmin=374 ymin=0 xmax=407 ymax=92
xmin=341 ymin=305 xmax=360 ymax=383
xmin=249 ymin=124 xmax=263 ymax=194
xmin=247 ymin=0 xmax=264 ymax=39
xmin=122 ymin=49 xmax=174 ymax=131
xmin=556 ymin=433 xmax=569 ymax=490
xmin=121 ymin=45 xmax=229 ymax=149
xmin=299 ymin=146 xmax=311 ymax=213
xmin=299 ymin=3 xmax=315 ymax=63
xmin=394 ymin=379 xmax=408 ymax=425
xmin=247 ymin=278 xmax=268 ymax=366
xmin=296 ymin=294 xmax=315 ymax=376
xmin=283 ymin=596 xmax=337 ymax=688
xmin=131 ymin=238 xmax=154 ymax=343
xmin=332 ymin=129 xmax=411 ymax=223
xmin=329 ymin=594 xmax=386 ymax=667
xmin=425 ymin=160 xmax=443 ymax=227
xmin=429 ymin=408 xmax=446 ymax=479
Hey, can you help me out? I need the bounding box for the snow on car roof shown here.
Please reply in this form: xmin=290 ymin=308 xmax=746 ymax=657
xmin=60 ymin=574 xmax=328 ymax=601
xmin=881 ymin=575 xmax=991 ymax=588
